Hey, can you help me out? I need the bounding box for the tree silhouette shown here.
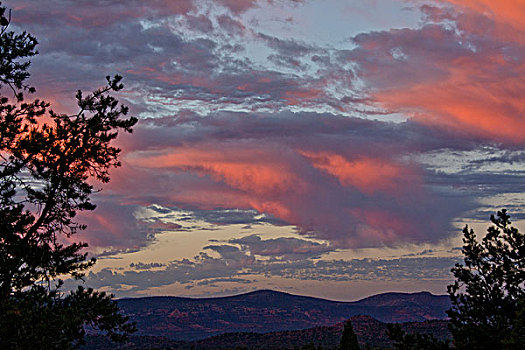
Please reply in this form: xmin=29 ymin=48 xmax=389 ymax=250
xmin=447 ymin=209 xmax=525 ymax=349
xmin=386 ymin=323 xmax=450 ymax=350
xmin=0 ymin=2 xmax=137 ymax=348
xmin=504 ymin=297 xmax=525 ymax=348
xmin=339 ymin=319 xmax=359 ymax=350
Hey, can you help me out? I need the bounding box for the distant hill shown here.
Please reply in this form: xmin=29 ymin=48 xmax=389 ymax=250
xmin=82 ymin=314 xmax=451 ymax=349
xmin=115 ymin=289 xmax=451 ymax=341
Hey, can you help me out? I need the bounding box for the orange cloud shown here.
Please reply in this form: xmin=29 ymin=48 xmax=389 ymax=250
xmin=131 ymin=147 xmax=301 ymax=195
xmin=162 ymin=182 xmax=293 ymax=220
xmin=357 ymin=1 xmax=525 ymax=143
xmin=121 ymin=143 xmax=434 ymax=248
xmin=443 ymin=0 xmax=525 ymax=42
xmin=127 ymin=146 xmax=304 ymax=223
xmin=350 ymin=208 xmax=417 ymax=244
xmin=301 ymin=151 xmax=415 ymax=194
xmin=376 ymin=70 xmax=525 ymax=143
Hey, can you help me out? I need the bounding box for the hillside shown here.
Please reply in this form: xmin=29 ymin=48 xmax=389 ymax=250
xmin=115 ymin=290 xmax=450 ymax=341
xmin=82 ymin=315 xmax=451 ymax=349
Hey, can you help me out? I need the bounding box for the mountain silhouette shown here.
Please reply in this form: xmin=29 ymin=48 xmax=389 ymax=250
xmin=116 ymin=289 xmax=450 ymax=341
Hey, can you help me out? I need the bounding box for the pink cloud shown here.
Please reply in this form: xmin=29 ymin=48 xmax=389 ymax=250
xmin=127 ymin=144 xmax=306 ymax=223
xmin=110 ymin=112 xmax=463 ymax=250
xmin=348 ymin=3 xmax=525 ymax=144
xmin=300 ymin=151 xmax=418 ymax=195
xmin=442 ymin=0 xmax=525 ymax=43
xmin=14 ymin=0 xmax=196 ymax=28
xmin=217 ymin=0 xmax=260 ymax=14
xmin=130 ymin=146 xmax=304 ymax=195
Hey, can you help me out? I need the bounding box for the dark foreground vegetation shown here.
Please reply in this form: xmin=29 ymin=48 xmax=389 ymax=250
xmin=0 ymin=2 xmax=136 ymax=348
xmin=81 ymin=315 xmax=450 ymax=350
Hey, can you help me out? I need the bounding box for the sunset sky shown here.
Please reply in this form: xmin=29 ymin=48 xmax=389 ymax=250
xmin=9 ymin=0 xmax=525 ymax=300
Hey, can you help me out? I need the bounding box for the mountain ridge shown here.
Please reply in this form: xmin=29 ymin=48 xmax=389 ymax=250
xmin=115 ymin=289 xmax=451 ymax=341
xmin=118 ymin=289 xmax=445 ymax=303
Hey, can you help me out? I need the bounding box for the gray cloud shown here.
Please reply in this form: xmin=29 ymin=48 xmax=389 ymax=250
xmin=229 ymin=235 xmax=333 ymax=260
xmin=73 ymin=243 xmax=460 ymax=295
xmin=129 ymin=262 xmax=166 ymax=270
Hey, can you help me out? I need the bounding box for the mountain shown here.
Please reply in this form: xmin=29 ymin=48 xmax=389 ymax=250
xmin=115 ymin=289 xmax=451 ymax=341
xmin=82 ymin=315 xmax=451 ymax=349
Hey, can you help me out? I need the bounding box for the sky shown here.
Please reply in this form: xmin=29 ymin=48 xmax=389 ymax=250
xmin=8 ymin=0 xmax=525 ymax=301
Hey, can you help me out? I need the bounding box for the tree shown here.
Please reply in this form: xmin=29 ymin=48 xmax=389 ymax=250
xmin=0 ymin=2 xmax=137 ymax=348
xmin=299 ymin=343 xmax=324 ymax=350
xmin=386 ymin=323 xmax=451 ymax=350
xmin=447 ymin=209 xmax=525 ymax=349
xmin=504 ymin=297 xmax=525 ymax=348
xmin=339 ymin=319 xmax=360 ymax=350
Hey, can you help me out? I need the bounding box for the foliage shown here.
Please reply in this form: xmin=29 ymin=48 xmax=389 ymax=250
xmin=299 ymin=343 xmax=325 ymax=350
xmin=386 ymin=323 xmax=451 ymax=350
xmin=503 ymin=297 xmax=525 ymax=348
xmin=0 ymin=286 xmax=135 ymax=349
xmin=447 ymin=209 xmax=525 ymax=349
xmin=339 ymin=319 xmax=359 ymax=350
xmin=0 ymin=2 xmax=137 ymax=348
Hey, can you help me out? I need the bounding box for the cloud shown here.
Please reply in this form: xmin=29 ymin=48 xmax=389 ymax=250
xmin=229 ymin=235 xmax=332 ymax=260
xmin=13 ymin=0 xmax=195 ymax=29
xmin=101 ymin=110 xmax=478 ymax=249
xmin=129 ymin=145 xmax=302 ymax=196
xmin=196 ymin=277 xmax=253 ymax=286
xmin=217 ymin=14 xmax=247 ymax=35
xmin=75 ymin=243 xmax=460 ymax=294
xmin=301 ymin=151 xmax=420 ymax=195
xmin=184 ymin=14 xmax=214 ymax=33
xmin=216 ymin=0 xmax=306 ymax=15
xmin=18 ymin=0 xmax=525 ymax=136
xmin=188 ymin=208 xmax=287 ymax=226
xmin=440 ymin=0 xmax=525 ymax=43
xmin=347 ymin=2 xmax=525 ymax=144
xmin=78 ymin=245 xmax=255 ymax=292
xmin=129 ymin=262 xmax=166 ymax=270
xmin=216 ymin=0 xmax=260 ymax=14
xmin=10 ymin=0 xmax=525 ymax=256
xmin=12 ymin=0 xmax=362 ymax=117
xmin=72 ymin=201 xmax=152 ymax=253
xmin=67 ymin=229 xmax=461 ymax=295
xmin=71 ymin=201 xmax=182 ymax=254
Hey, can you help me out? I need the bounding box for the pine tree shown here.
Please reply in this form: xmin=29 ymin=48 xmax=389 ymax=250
xmin=339 ymin=319 xmax=360 ymax=350
xmin=386 ymin=323 xmax=451 ymax=350
xmin=0 ymin=2 xmax=137 ymax=348
xmin=447 ymin=209 xmax=525 ymax=349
